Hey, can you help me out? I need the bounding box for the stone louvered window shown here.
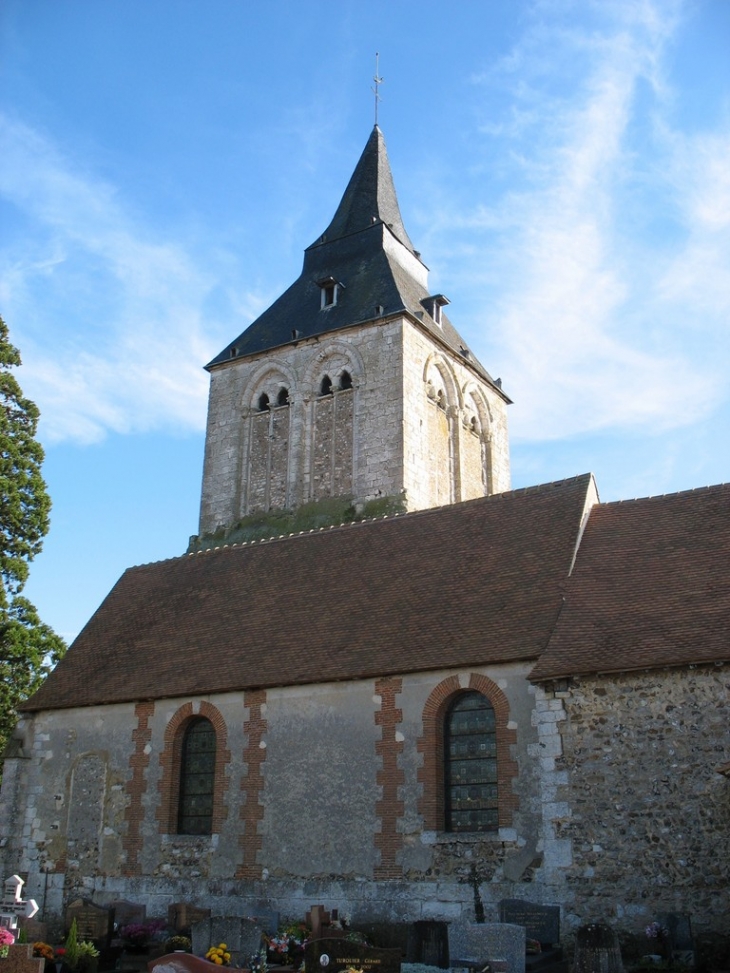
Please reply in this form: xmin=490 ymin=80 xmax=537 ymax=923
xmin=444 ymin=691 xmax=498 ymax=832
xmin=177 ymin=717 xmax=217 ymax=835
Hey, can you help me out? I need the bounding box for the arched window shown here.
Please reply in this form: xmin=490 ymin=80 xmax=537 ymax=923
xmin=257 ymin=392 xmax=270 ymax=412
xmin=178 ymin=717 xmax=217 ymax=835
xmin=277 ymin=387 xmax=290 ymax=407
xmin=444 ymin=692 xmax=497 ymax=832
xmin=339 ymin=370 xmax=353 ymax=390
xmin=320 ymin=375 xmax=333 ymax=396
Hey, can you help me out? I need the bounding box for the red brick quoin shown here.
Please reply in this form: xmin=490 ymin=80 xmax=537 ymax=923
xmin=236 ymin=689 xmax=267 ymax=880
xmin=374 ymin=677 xmax=405 ymax=879
xmin=417 ymin=673 xmax=518 ymax=832
xmin=123 ymin=700 xmax=155 ymax=875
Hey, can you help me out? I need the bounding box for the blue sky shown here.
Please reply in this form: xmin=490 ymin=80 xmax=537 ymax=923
xmin=1 ymin=0 xmax=729 ymax=643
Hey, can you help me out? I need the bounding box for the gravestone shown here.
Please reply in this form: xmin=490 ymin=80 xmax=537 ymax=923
xmin=305 ymin=937 xmax=402 ymax=973
xmin=498 ymin=901 xmax=566 ymax=973
xmin=449 ymin=923 xmax=525 ymax=973
xmin=1 ymin=875 xmax=39 ymax=937
xmin=66 ymin=900 xmax=114 ymax=944
xmin=191 ymin=917 xmax=263 ymax=968
xmin=573 ymin=923 xmax=623 ymax=973
xmin=3 ymin=944 xmax=43 ymax=973
xmin=307 ymin=907 xmax=331 ymax=941
xmin=18 ymin=917 xmax=47 ymax=944
xmin=407 ymin=922 xmax=449 ymax=969
xmin=242 ymin=909 xmax=279 ymax=937
xmin=658 ymin=914 xmax=694 ymax=968
xmin=498 ymin=902 xmax=560 ymax=949
xmin=168 ymin=905 xmax=211 ymax=935
xmin=112 ymin=901 xmax=147 ymax=930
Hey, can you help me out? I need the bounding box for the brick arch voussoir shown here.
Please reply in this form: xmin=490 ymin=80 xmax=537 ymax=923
xmin=157 ymin=701 xmax=230 ymax=835
xmin=417 ymin=673 xmax=519 ymax=831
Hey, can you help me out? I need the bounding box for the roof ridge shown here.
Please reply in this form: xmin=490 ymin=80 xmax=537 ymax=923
xmin=127 ymin=476 xmax=596 ymax=572
xmin=602 ymin=481 xmax=730 ymax=506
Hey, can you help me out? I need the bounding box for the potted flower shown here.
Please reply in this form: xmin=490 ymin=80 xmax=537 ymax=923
xmin=0 ymin=928 xmax=15 ymax=959
xmin=33 ymin=943 xmax=55 ymax=971
xmin=77 ymin=941 xmax=100 ymax=973
xmin=164 ymin=937 xmax=192 ymax=954
xmin=119 ymin=921 xmax=166 ymax=953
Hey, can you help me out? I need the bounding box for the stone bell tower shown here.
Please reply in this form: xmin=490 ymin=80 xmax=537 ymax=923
xmin=194 ymin=126 xmax=510 ymax=547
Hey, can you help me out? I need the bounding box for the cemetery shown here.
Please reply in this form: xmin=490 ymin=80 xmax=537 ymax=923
xmin=3 ymin=872 xmax=728 ymax=973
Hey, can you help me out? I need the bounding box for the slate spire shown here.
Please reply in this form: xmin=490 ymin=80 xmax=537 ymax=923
xmin=309 ymin=125 xmax=416 ymax=254
xmin=207 ymin=126 xmax=498 ymax=390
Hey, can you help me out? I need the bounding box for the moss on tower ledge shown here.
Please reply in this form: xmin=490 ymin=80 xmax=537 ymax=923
xmin=188 ymin=493 xmax=408 ymax=553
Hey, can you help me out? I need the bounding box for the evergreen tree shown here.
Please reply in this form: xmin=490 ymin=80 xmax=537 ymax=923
xmin=0 ymin=316 xmax=66 ymax=765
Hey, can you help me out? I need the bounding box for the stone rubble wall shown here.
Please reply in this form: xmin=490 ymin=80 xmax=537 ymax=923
xmin=554 ymin=665 xmax=730 ymax=933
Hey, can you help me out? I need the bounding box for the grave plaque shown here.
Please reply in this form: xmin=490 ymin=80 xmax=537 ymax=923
xmin=498 ymin=901 xmax=561 ymax=948
xmin=305 ymin=937 xmax=402 ymax=973
xmin=66 ymin=900 xmax=114 ymax=943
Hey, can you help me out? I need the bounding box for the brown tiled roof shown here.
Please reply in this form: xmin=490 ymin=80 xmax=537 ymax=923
xmin=530 ymin=483 xmax=730 ymax=681
xmin=22 ymin=475 xmax=594 ymax=711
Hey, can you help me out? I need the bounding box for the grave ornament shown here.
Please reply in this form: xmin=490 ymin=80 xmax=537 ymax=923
xmin=1 ymin=875 xmax=39 ymax=939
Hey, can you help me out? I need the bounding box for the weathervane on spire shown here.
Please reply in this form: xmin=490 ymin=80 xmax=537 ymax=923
xmin=372 ymin=52 xmax=383 ymax=126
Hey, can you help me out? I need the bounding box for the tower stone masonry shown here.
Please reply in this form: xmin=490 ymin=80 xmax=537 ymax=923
xmin=196 ymin=127 xmax=510 ymax=545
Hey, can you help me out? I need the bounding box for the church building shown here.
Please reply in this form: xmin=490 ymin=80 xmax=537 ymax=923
xmin=1 ymin=126 xmax=728 ymax=945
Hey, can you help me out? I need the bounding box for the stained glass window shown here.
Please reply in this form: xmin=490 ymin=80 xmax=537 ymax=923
xmin=445 ymin=692 xmax=498 ymax=832
xmin=178 ymin=718 xmax=216 ymax=835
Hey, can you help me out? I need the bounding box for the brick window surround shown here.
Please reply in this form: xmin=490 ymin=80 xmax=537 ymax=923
xmin=157 ymin=701 xmax=230 ymax=835
xmin=417 ymin=673 xmax=518 ymax=831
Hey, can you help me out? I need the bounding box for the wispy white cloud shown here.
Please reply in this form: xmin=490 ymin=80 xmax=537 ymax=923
xmin=0 ymin=114 xmax=249 ymax=444
xmin=442 ymin=0 xmax=729 ymax=444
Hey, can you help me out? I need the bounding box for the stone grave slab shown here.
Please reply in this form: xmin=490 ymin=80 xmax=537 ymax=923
xmin=66 ymin=900 xmax=114 ymax=944
xmin=191 ymin=917 xmax=263 ymax=968
xmin=4 ymin=944 xmax=44 ymax=973
xmin=168 ymin=905 xmax=211 ymax=935
xmin=305 ymin=937 xmax=402 ymax=973
xmin=498 ymin=902 xmax=560 ymax=949
xmin=449 ymin=923 xmax=526 ymax=973
xmin=149 ymin=955 xmax=229 ymax=973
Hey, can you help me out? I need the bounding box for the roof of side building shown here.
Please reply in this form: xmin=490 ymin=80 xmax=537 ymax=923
xmin=530 ymin=482 xmax=730 ymax=681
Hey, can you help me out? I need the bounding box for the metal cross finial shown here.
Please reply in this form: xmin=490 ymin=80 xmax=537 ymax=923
xmin=372 ymin=52 xmax=383 ymax=126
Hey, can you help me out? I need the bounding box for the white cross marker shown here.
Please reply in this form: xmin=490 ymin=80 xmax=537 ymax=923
xmin=0 ymin=874 xmax=38 ymax=932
